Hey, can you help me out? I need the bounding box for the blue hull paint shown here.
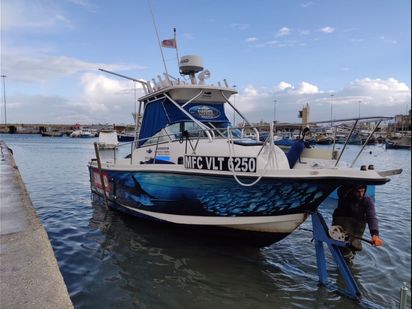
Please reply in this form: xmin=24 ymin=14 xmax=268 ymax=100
xmin=90 ymin=167 xmax=339 ymax=217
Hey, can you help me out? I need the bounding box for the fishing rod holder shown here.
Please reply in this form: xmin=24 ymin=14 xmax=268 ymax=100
xmin=309 ymin=211 xmax=362 ymax=300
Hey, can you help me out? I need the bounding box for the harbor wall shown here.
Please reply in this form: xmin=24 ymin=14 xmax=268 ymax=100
xmin=0 ymin=141 xmax=73 ymax=308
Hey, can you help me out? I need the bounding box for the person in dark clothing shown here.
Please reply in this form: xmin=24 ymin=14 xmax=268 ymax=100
xmin=332 ymin=184 xmax=383 ymax=261
xmin=286 ymin=127 xmax=311 ymax=168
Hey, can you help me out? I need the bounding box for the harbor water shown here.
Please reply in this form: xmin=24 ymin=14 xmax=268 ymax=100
xmin=1 ymin=134 xmax=410 ymax=308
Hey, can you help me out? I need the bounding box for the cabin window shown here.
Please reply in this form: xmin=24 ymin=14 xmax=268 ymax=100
xmin=165 ymin=122 xmax=206 ymax=138
xmin=144 ymin=128 xmax=173 ymax=145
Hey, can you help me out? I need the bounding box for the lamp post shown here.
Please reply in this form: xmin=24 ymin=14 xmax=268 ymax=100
xmin=1 ymin=75 xmax=6 ymax=125
xmin=330 ymin=94 xmax=334 ymax=127
xmin=273 ymin=99 xmax=277 ymax=124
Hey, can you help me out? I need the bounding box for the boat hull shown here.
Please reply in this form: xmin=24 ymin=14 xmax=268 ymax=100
xmin=385 ymin=140 xmax=411 ymax=149
xmin=117 ymin=134 xmax=135 ymax=142
xmin=89 ymin=167 xmax=342 ymax=245
xmin=92 ymin=192 xmax=292 ymax=246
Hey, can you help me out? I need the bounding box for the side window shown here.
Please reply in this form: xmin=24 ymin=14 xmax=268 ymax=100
xmin=165 ymin=122 xmax=205 ymax=138
xmin=165 ymin=123 xmax=181 ymax=136
xmin=144 ymin=128 xmax=172 ymax=145
xmin=144 ymin=121 xmax=207 ymax=145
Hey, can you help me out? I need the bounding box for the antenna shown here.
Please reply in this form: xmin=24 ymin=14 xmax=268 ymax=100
xmin=174 ymin=28 xmax=180 ymax=72
xmin=147 ymin=0 xmax=169 ymax=76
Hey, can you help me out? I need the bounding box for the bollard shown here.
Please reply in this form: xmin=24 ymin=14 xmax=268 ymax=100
xmin=399 ymin=282 xmax=409 ymax=309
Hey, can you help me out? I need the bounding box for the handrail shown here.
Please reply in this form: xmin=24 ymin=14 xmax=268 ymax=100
xmin=286 ymin=116 xmax=393 ymax=126
xmin=109 ymin=126 xmax=254 ymax=164
xmin=269 ymin=122 xmax=278 ymax=168
xmin=220 ymin=90 xmax=260 ymax=142
xmin=350 ymin=119 xmax=382 ymax=167
xmin=334 ymin=119 xmax=358 ymax=166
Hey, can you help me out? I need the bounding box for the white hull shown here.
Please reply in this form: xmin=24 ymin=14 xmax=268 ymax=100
xmin=118 ymin=204 xmax=307 ymax=233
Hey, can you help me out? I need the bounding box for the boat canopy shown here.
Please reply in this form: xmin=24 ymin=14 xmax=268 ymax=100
xmin=138 ymin=99 xmax=230 ymax=145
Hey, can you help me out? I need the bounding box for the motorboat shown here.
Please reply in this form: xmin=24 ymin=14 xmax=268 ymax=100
xmin=70 ymin=128 xmax=97 ymax=138
xmin=117 ymin=132 xmax=135 ymax=142
xmin=88 ymin=55 xmax=400 ymax=246
xmin=385 ymin=133 xmax=411 ymax=150
xmin=41 ymin=130 xmax=64 ymax=137
xmin=315 ymin=133 xmax=334 ymax=145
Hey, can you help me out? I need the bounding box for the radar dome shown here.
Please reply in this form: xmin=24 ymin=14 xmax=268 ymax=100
xmin=179 ymin=55 xmax=204 ymax=75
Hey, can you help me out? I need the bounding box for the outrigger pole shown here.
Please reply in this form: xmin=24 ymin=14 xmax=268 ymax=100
xmin=147 ymin=0 xmax=169 ymax=76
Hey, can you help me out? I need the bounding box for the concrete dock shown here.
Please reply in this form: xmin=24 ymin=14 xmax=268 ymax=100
xmin=0 ymin=141 xmax=73 ymax=308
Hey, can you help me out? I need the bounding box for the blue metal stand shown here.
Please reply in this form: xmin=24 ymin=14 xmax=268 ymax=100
xmin=311 ymin=211 xmax=362 ymax=299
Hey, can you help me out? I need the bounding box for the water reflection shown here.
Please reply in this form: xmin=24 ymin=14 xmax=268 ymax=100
xmin=83 ymin=196 xmax=373 ymax=309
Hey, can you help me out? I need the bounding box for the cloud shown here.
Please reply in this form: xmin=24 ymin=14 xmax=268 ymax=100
xmin=296 ymin=82 xmax=319 ymax=94
xmin=2 ymin=47 xmax=143 ymax=82
xmin=319 ymin=26 xmax=335 ymax=34
xmin=233 ymin=78 xmax=410 ymax=123
xmin=245 ymin=37 xmax=258 ymax=43
xmin=80 ymin=73 xmax=143 ymax=113
xmin=301 ymin=2 xmax=316 ymax=8
xmin=274 ymin=81 xmax=319 ymax=94
xmin=276 ymin=82 xmax=293 ymax=91
xmin=342 ymin=78 xmax=410 ymax=105
xmin=3 ymin=73 xmax=410 ymax=125
xmin=276 ymin=27 xmax=292 ymax=37
xmin=68 ymin=0 xmax=96 ymax=9
xmin=3 ymin=73 xmax=145 ymax=124
xmin=1 ymin=0 xmax=74 ymax=31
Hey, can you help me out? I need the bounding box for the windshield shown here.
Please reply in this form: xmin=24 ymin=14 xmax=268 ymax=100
xmin=141 ymin=121 xmax=241 ymax=146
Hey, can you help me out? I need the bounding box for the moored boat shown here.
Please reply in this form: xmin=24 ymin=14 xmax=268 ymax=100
xmin=385 ymin=135 xmax=411 ymax=149
xmin=41 ymin=130 xmax=64 ymax=137
xmin=70 ymin=128 xmax=97 ymax=138
xmin=117 ymin=132 xmax=135 ymax=142
xmin=315 ymin=133 xmax=334 ymax=145
xmin=88 ymin=55 xmax=400 ymax=246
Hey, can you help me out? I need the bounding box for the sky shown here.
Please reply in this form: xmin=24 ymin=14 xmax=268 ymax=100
xmin=1 ymin=0 xmax=411 ymax=125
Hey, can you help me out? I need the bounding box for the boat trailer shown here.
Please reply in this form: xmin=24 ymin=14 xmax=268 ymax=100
xmin=309 ymin=211 xmax=386 ymax=308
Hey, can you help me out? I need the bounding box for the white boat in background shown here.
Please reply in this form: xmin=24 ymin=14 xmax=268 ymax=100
xmin=70 ymin=128 xmax=97 ymax=138
xmin=41 ymin=130 xmax=64 ymax=137
xmin=97 ymin=131 xmax=119 ymax=149
xmin=88 ymin=54 xmax=401 ymax=246
xmin=70 ymin=129 xmax=82 ymax=137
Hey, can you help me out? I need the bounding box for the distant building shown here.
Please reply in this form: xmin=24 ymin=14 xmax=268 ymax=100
xmin=389 ymin=109 xmax=411 ymax=132
xmin=298 ymin=103 xmax=310 ymax=125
